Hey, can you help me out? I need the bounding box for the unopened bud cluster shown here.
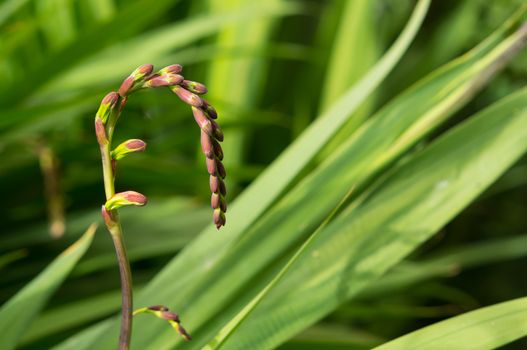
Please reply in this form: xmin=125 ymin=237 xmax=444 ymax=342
xmin=95 ymin=63 xmax=227 ymax=229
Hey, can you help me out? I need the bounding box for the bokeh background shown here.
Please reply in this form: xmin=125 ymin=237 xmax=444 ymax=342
xmin=1 ymin=0 xmax=527 ymax=349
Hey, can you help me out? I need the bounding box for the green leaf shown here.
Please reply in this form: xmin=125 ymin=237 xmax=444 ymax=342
xmin=374 ymin=297 xmax=527 ymax=350
xmin=224 ymin=86 xmax=527 ymax=350
xmin=0 ymin=224 xmax=96 ymax=350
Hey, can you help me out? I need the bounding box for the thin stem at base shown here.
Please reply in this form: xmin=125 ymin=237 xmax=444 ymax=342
xmin=109 ymin=219 xmax=133 ymax=350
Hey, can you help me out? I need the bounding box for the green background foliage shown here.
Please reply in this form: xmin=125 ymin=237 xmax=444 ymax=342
xmin=1 ymin=0 xmax=527 ymax=349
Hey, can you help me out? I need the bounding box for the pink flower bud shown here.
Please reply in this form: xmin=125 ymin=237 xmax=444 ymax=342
xmin=192 ymin=107 xmax=213 ymax=136
xmin=200 ymin=130 xmax=214 ymax=158
xmin=119 ymin=76 xmax=135 ymax=97
xmin=132 ymin=64 xmax=154 ymax=80
xmin=111 ymin=139 xmax=147 ymax=160
xmin=206 ymin=157 xmax=216 ymax=175
xmin=172 ymin=86 xmax=203 ymax=107
xmin=213 ymin=208 xmax=226 ymax=229
xmin=146 ymin=74 xmax=184 ymax=88
xmin=96 ymin=92 xmax=119 ymax=123
xmin=180 ymin=80 xmax=208 ymax=94
xmin=105 ymin=191 xmax=147 ymax=210
xmin=95 ymin=117 xmax=108 ymax=145
xmin=101 ymin=206 xmax=116 ymax=230
xmin=159 ymin=64 xmax=183 ymax=75
xmin=210 ymin=175 xmax=219 ymax=193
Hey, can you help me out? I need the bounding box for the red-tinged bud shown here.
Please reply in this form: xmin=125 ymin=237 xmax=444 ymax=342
xmin=200 ymin=130 xmax=214 ymax=158
xmin=210 ymin=175 xmax=219 ymax=193
xmin=213 ymin=140 xmax=224 ymax=160
xmin=192 ymin=107 xmax=213 ymax=135
xmin=217 ymin=160 xmax=226 ymax=179
xmin=105 ymin=191 xmax=147 ymax=210
xmin=219 ymin=178 xmax=226 ymax=196
xmin=111 ymin=139 xmax=147 ymax=160
xmin=177 ymin=324 xmax=192 ymax=341
xmin=96 ymin=92 xmax=119 ymax=123
xmin=95 ymin=117 xmax=108 ymax=145
xmin=202 ymin=99 xmax=217 ymax=119
xmin=172 ymin=86 xmax=203 ymax=107
xmin=160 ymin=311 xmax=180 ymax=322
xmin=211 ymin=193 xmax=220 ymax=209
xmin=102 ymin=91 xmax=119 ymax=105
xmin=213 ymin=208 xmax=226 ymax=229
xmin=132 ymin=64 xmax=154 ymax=81
xmin=145 ymin=74 xmax=184 ymax=88
xmin=206 ymin=157 xmax=216 ymax=175
xmin=101 ymin=206 xmax=116 ymax=230
xmin=147 ymin=305 xmax=169 ymax=312
xmin=211 ymin=120 xmax=224 ymax=141
xmin=180 ymin=80 xmax=207 ymax=94
xmin=220 ymin=196 xmax=227 ymax=213
xmin=159 ymin=64 xmax=183 ymax=75
xmin=211 ymin=193 xmax=227 ymax=212
xmin=119 ymin=76 xmax=135 ymax=97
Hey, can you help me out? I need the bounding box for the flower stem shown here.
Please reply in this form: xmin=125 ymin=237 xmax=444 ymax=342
xmin=109 ymin=217 xmax=133 ymax=350
xmin=99 ymin=118 xmax=133 ymax=350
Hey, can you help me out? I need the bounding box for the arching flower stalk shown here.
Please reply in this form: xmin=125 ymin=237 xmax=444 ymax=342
xmin=95 ymin=64 xmax=226 ymax=350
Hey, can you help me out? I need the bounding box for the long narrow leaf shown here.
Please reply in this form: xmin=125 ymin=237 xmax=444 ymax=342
xmin=374 ymin=297 xmax=527 ymax=350
xmin=0 ymin=224 xmax=96 ymax=350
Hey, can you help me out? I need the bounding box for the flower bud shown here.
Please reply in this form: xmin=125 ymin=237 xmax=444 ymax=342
xmin=111 ymin=139 xmax=147 ymax=160
xmin=159 ymin=64 xmax=183 ymax=75
xmin=213 ymin=140 xmax=224 ymax=160
xmin=118 ymin=76 xmax=135 ymax=97
xmin=131 ymin=64 xmax=154 ymax=81
xmin=211 ymin=193 xmax=220 ymax=209
xmin=133 ymin=304 xmax=191 ymax=341
xmin=200 ymin=130 xmax=214 ymax=159
xmin=210 ymin=175 xmax=219 ymax=193
xmin=210 ymin=176 xmax=227 ymax=196
xmin=176 ymin=324 xmax=192 ymax=341
xmin=147 ymin=305 xmax=169 ymax=312
xmin=211 ymin=120 xmax=224 ymax=141
xmin=206 ymin=157 xmax=217 ymax=175
xmin=180 ymin=80 xmax=207 ymax=94
xmin=172 ymin=86 xmax=203 ymax=107
xmin=145 ymin=74 xmax=184 ymax=88
xmin=217 ymin=160 xmax=226 ymax=179
xmin=213 ymin=208 xmax=226 ymax=229
xmin=96 ymin=92 xmax=119 ymax=123
xmin=95 ymin=117 xmax=108 ymax=145
xmin=160 ymin=311 xmax=180 ymax=322
xmin=101 ymin=206 xmax=116 ymax=230
xmin=105 ymin=191 xmax=147 ymax=210
xmin=202 ymin=99 xmax=218 ymax=119
xmin=211 ymin=193 xmax=227 ymax=212
xmin=192 ymin=107 xmax=213 ymax=136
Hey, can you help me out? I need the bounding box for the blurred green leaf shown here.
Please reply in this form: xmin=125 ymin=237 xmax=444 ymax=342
xmin=374 ymin=297 xmax=527 ymax=350
xmin=0 ymin=224 xmax=96 ymax=350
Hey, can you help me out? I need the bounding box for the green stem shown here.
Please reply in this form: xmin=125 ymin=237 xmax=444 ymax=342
xmin=99 ymin=107 xmax=133 ymax=350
